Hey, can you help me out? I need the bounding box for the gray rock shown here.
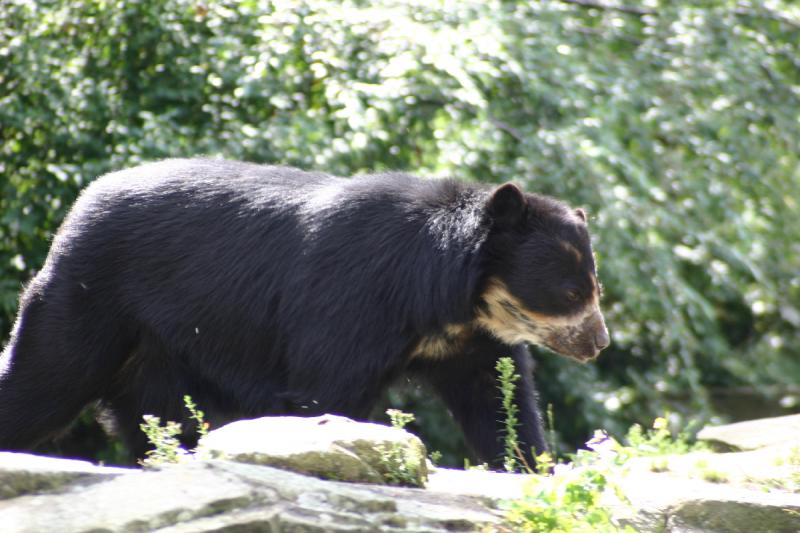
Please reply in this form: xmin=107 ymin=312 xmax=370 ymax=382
xmin=426 ymin=467 xmax=528 ymax=502
xmin=697 ymin=413 xmax=800 ymax=452
xmin=0 ymin=459 xmax=499 ymax=533
xmin=616 ymin=416 xmax=800 ymax=533
xmin=626 ymin=444 xmax=797 ymax=489
xmin=0 ymin=460 xmax=263 ymax=533
xmin=2 ymin=415 xmax=798 ymax=532
xmin=429 ymin=462 xmax=800 ymax=533
xmin=0 ymin=452 xmax=129 ymax=499
xmin=613 ymin=470 xmax=800 ymax=533
xmin=198 ymin=415 xmax=428 ymax=487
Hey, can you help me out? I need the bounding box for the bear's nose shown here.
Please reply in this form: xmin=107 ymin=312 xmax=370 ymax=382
xmin=594 ymin=326 xmax=610 ymax=351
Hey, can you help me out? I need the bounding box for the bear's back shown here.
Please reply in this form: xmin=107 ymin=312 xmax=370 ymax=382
xmin=45 ymin=159 xmax=489 ymax=349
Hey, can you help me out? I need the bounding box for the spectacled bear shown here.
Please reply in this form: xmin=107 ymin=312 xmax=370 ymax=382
xmin=0 ymin=158 xmax=609 ymax=467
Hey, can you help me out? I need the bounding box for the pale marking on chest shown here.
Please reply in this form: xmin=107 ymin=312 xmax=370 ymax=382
xmin=410 ymin=323 xmax=472 ymax=360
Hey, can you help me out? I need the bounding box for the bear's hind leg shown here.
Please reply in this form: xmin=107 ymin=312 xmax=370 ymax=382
xmin=104 ymin=382 xmax=188 ymax=460
xmin=0 ymin=288 xmax=130 ymax=451
xmin=101 ymin=333 xmax=230 ymax=459
xmin=103 ymin=360 xmax=194 ymax=459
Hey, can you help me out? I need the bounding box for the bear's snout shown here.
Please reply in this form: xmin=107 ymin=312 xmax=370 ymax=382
xmin=574 ymin=308 xmax=610 ymax=361
xmin=589 ymin=309 xmax=610 ymax=352
xmin=594 ymin=322 xmax=610 ymax=351
xmin=543 ymin=307 xmax=610 ymax=363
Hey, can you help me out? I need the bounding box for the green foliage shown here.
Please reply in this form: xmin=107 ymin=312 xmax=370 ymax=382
xmin=386 ymin=408 xmax=415 ymax=431
xmin=184 ymin=394 xmax=209 ymax=440
xmin=380 ymin=409 xmax=422 ymax=486
xmin=504 ymin=443 xmax=635 ymax=533
xmin=2 ymin=0 xmax=799 ymax=462
xmin=496 ymin=356 xmax=524 ymax=473
xmin=504 ymin=467 xmax=632 ymax=533
xmin=503 ymin=416 xmax=701 ymax=532
xmin=138 ymin=395 xmax=208 ymax=467
xmin=570 ymin=415 xmax=703 ymax=469
xmin=428 ymin=450 xmax=442 ymax=466
xmin=623 ymin=416 xmax=703 ymax=457
xmin=382 ymin=382 xmax=467 ymax=467
xmin=139 ymin=415 xmax=185 ymax=468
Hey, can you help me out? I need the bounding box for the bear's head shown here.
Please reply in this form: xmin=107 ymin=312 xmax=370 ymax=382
xmin=477 ymin=183 xmax=610 ymax=362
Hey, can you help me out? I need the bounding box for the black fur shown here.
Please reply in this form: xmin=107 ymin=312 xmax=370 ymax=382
xmin=0 ymin=158 xmax=604 ymax=466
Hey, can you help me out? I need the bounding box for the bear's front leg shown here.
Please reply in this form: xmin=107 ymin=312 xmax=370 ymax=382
xmin=410 ymin=334 xmax=547 ymax=469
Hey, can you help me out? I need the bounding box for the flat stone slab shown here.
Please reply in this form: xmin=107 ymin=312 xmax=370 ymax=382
xmin=698 ymin=414 xmax=800 ymax=451
xmin=0 ymin=452 xmax=130 ymax=499
xmin=0 ymin=460 xmax=499 ymax=533
xmin=626 ymin=444 xmax=797 ymax=490
xmin=427 ymin=467 xmax=528 ymax=501
xmin=613 ymin=470 xmax=800 ymax=533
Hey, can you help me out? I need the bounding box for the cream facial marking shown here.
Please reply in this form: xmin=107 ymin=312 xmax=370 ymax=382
xmin=412 ymin=275 xmax=607 ymax=361
xmin=477 ymin=280 xmax=582 ymax=345
xmin=475 ymin=278 xmax=607 ymax=361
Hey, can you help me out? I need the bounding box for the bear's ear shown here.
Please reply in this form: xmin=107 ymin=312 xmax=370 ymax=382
xmin=488 ymin=182 xmax=526 ymax=228
xmin=575 ymin=208 xmax=587 ymax=223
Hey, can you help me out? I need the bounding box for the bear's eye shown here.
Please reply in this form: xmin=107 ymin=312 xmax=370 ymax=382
xmin=566 ymin=289 xmax=580 ymax=302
